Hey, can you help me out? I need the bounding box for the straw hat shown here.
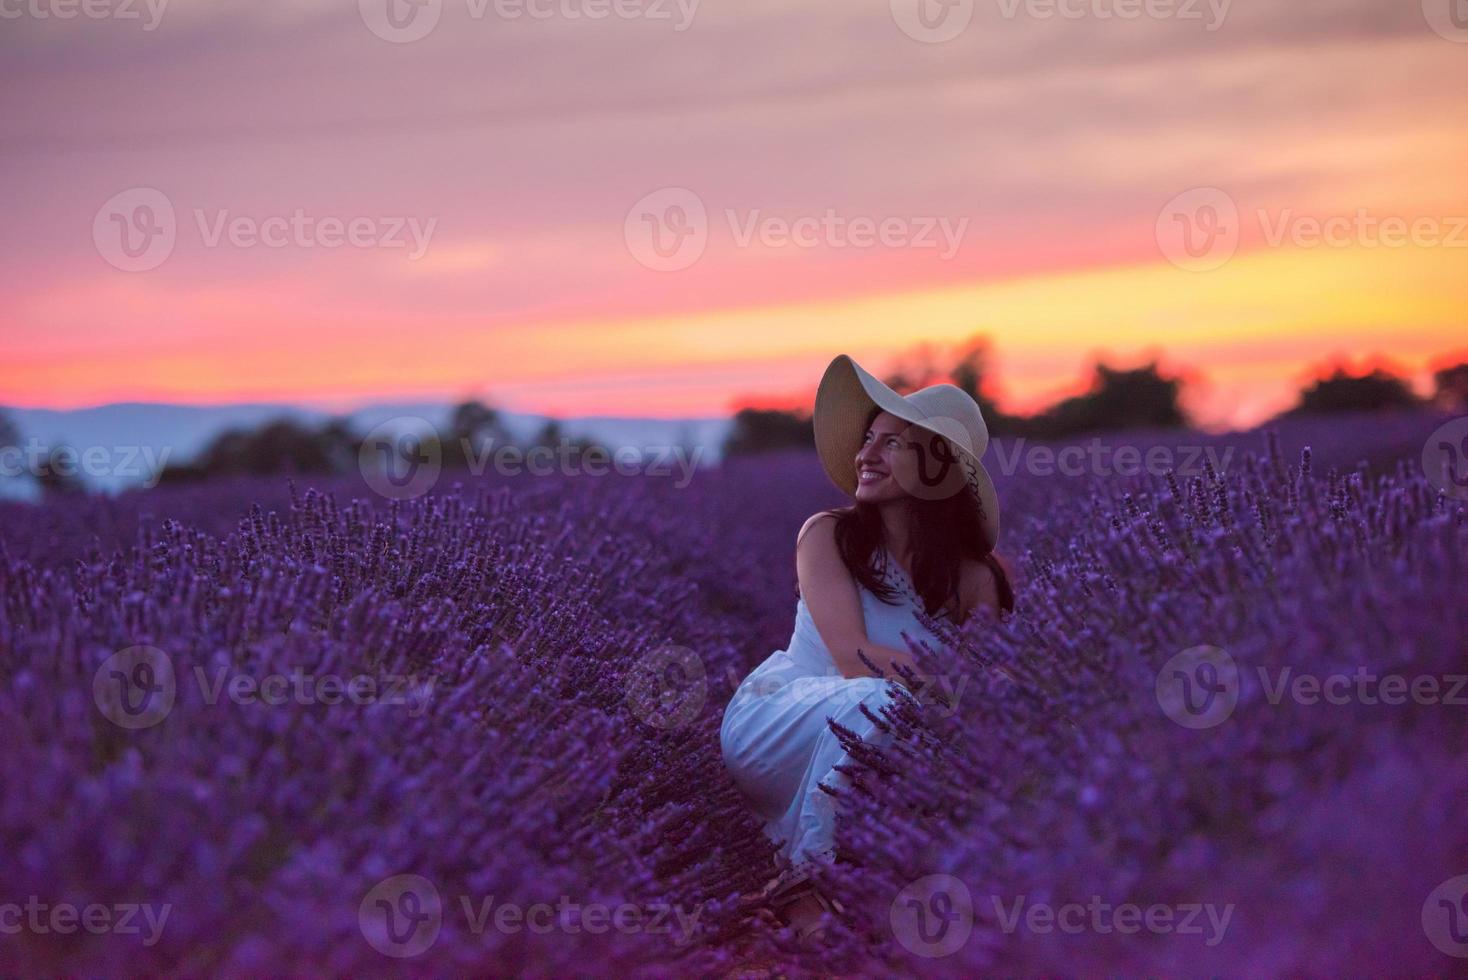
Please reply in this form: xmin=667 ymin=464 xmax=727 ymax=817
xmin=813 ymin=353 xmax=1000 ymax=548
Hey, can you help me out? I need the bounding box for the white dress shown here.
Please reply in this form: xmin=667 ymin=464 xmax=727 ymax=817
xmin=719 ymin=546 xmax=951 ymax=875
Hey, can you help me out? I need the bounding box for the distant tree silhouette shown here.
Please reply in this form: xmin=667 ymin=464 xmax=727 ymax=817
xmin=885 ymin=335 xmax=1447 ymax=434
xmin=1285 ymin=366 xmax=1420 ymax=417
xmin=154 ymin=402 xmax=613 ymax=485
xmin=0 ymin=415 xmax=84 ymax=495
xmin=526 ymin=419 xmax=604 ymax=467
xmin=1433 ymin=361 xmax=1468 ymax=412
xmin=444 ymin=400 xmax=513 ymax=468
xmin=723 ymin=341 xmax=1189 ymax=453
xmin=722 ymin=408 xmax=814 ymax=457
xmin=883 ymin=342 xmax=944 ymax=393
xmin=531 ymin=418 xmax=562 ymax=447
xmin=943 ymin=336 xmax=1021 ymax=436
xmin=1025 ymin=362 xmax=1188 ymax=439
xmin=33 ymin=452 xmax=86 ymax=496
xmin=160 ymin=417 xmax=357 ymax=483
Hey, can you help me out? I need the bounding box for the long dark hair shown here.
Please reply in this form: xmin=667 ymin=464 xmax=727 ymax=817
xmin=807 ymin=405 xmax=1015 ymax=622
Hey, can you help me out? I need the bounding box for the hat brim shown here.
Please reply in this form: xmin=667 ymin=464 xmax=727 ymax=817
xmin=813 ymin=354 xmax=1001 ymax=548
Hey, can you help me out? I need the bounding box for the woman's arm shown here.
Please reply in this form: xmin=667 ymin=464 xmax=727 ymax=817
xmin=795 ymin=513 xmax=923 ymax=683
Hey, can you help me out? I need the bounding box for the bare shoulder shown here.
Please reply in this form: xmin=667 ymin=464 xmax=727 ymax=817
xmin=794 ymin=511 xmax=851 ymax=600
xmin=795 ymin=511 xmax=840 ymax=551
xmin=957 ymin=556 xmax=1001 ymax=619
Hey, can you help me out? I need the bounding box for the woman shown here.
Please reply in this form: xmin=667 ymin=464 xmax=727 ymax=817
xmin=719 ymin=353 xmax=1014 ymax=941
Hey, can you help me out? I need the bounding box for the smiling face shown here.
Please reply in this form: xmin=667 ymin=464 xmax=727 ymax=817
xmin=853 ymin=410 xmax=916 ymax=505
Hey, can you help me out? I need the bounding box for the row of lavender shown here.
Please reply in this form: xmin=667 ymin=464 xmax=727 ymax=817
xmin=0 ymin=470 xmax=804 ymax=973
xmin=1 ymin=412 xmax=1464 ymax=974
xmin=814 ymin=429 xmax=1468 ymax=975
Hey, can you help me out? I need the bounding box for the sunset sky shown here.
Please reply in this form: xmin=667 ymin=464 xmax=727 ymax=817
xmin=2 ymin=0 xmax=1466 ymax=428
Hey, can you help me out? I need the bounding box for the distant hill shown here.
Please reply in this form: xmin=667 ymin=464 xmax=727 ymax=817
xmin=0 ymin=402 xmax=734 ymax=494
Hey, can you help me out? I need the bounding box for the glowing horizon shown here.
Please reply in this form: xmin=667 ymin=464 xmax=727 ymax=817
xmin=3 ymin=1 xmax=1465 ymax=428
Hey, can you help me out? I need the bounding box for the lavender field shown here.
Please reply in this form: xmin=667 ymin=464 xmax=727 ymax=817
xmin=2 ymin=411 xmax=1465 ymax=977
